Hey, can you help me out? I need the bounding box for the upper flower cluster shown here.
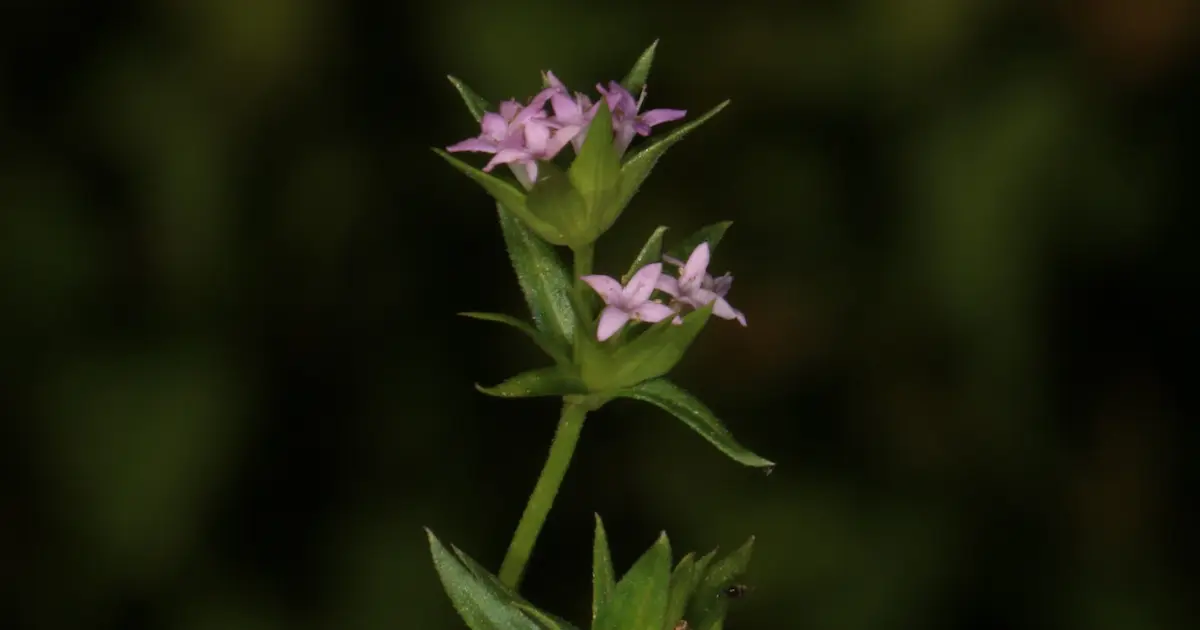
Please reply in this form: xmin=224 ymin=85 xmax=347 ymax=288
xmin=447 ymin=72 xmax=687 ymax=185
xmin=582 ymin=242 xmax=747 ymax=341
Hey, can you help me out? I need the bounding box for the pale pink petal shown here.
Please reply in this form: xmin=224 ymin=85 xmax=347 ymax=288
xmin=582 ymin=275 xmax=624 ymax=304
xmin=624 ymin=263 xmax=662 ymax=304
xmin=640 ymin=108 xmax=687 ymax=127
xmin=523 ymin=123 xmax=550 ymax=153
xmin=498 ymin=100 xmax=521 ymax=121
xmin=681 ymin=242 xmax=711 ymax=287
xmin=544 ymin=70 xmax=567 ymax=91
xmin=545 ymin=127 xmax=580 ymax=157
xmin=550 ymin=93 xmax=581 ymax=121
xmin=596 ymin=306 xmax=631 ymax=341
xmin=710 ymin=296 xmax=746 ymax=325
xmin=484 ymin=148 xmax=530 ymax=171
xmin=632 ymin=301 xmax=676 ymax=323
xmin=446 ymin=137 xmax=498 ymax=153
xmin=522 ymin=160 xmax=539 ymax=183
xmin=480 ymin=112 xmax=508 ymax=140
xmin=655 ymin=274 xmax=680 ymax=297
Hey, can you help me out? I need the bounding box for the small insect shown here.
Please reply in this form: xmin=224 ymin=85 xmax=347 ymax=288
xmin=673 ymin=620 xmax=690 ymax=630
xmin=721 ymin=583 xmax=751 ymax=599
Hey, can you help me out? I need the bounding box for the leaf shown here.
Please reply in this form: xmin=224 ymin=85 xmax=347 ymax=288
xmin=568 ymin=99 xmax=621 ymax=231
xmin=526 ymin=162 xmax=588 ymax=246
xmin=663 ymin=221 xmax=733 ymax=263
xmin=476 ymin=366 xmax=588 ymax=398
xmin=434 ymin=150 xmax=568 ymax=246
xmin=617 ymin=101 xmax=730 ymax=212
xmin=688 ymin=538 xmax=755 ymax=630
xmin=606 ymin=305 xmax=714 ymax=388
xmin=611 ymin=378 xmax=774 ymax=468
xmin=448 ymin=75 xmax=492 ymax=122
xmin=427 ymin=529 xmax=541 ymax=630
xmin=595 ymin=532 xmax=672 ymax=630
xmin=622 ymin=226 xmax=669 ymax=285
xmin=460 ymin=312 xmax=572 ymax=367
xmin=662 ymin=553 xmax=698 ymax=630
xmin=592 ymin=515 xmax=616 ymax=623
xmin=621 ymin=40 xmax=659 ymax=95
xmin=497 ymin=203 xmax=577 ymax=348
xmin=450 ymin=546 xmax=581 ymax=630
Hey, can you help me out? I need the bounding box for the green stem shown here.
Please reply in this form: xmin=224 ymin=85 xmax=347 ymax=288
xmin=571 ymin=243 xmax=595 ymax=362
xmin=498 ymin=400 xmax=589 ymax=589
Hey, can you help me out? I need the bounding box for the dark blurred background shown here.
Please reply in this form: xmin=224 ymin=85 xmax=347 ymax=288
xmin=2 ymin=1 xmax=1197 ymax=629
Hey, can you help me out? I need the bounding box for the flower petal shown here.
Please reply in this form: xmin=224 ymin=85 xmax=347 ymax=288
xmin=446 ymin=137 xmax=498 ymax=153
xmin=624 ymin=262 xmax=663 ymax=304
xmin=640 ymin=108 xmax=688 ymax=127
xmin=596 ymin=306 xmax=631 ymax=341
xmin=550 ymin=92 xmax=581 ymax=121
xmin=632 ymin=301 xmax=676 ymax=324
xmin=498 ymin=100 xmax=521 ymax=121
xmin=710 ymin=296 xmax=746 ymax=325
xmin=480 ymin=112 xmax=509 ymax=140
xmin=710 ymin=273 xmax=734 ymax=297
xmin=655 ymin=274 xmax=680 ymax=297
xmin=681 ymin=242 xmax=711 ymax=288
xmin=484 ymin=148 xmax=531 ymax=171
xmin=582 ymin=274 xmax=624 ymax=304
xmin=544 ymin=70 xmax=567 ymax=91
xmin=524 ymin=122 xmax=551 ymax=153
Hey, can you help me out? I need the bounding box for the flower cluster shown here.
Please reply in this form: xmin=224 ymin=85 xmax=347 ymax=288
xmin=446 ymin=72 xmax=687 ymax=185
xmin=582 ymin=242 xmax=747 ymax=341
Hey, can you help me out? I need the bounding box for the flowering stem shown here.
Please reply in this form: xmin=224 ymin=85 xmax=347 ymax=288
xmin=572 ymin=243 xmax=594 ymax=361
xmin=498 ymin=400 xmax=588 ymax=589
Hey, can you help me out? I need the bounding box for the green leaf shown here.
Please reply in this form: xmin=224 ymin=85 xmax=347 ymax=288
xmin=476 ymin=366 xmax=587 ymax=398
xmin=612 ymin=378 xmax=774 ymax=469
xmin=568 ymin=99 xmax=621 ymax=231
xmin=608 ymin=305 xmax=714 ymax=387
xmin=688 ymin=538 xmax=755 ymax=630
xmin=662 ymin=553 xmax=697 ymax=630
xmin=449 ymin=546 xmax=580 ymax=630
xmin=617 ymin=101 xmax=730 ymax=212
xmin=526 ymin=162 xmax=588 ymax=246
xmin=447 ymin=75 xmax=491 ymax=122
xmin=497 ymin=203 xmax=577 ymax=347
xmin=460 ymin=312 xmax=572 ymax=367
xmin=595 ymin=532 xmax=672 ymax=630
xmin=622 ymin=226 xmax=670 ymax=285
xmin=621 ymin=40 xmax=659 ymax=95
xmin=427 ymin=529 xmax=541 ymax=630
xmin=434 ymin=150 xmax=569 ymax=245
xmin=592 ymin=515 xmax=616 ymax=623
xmin=663 ymin=221 xmax=733 ymax=263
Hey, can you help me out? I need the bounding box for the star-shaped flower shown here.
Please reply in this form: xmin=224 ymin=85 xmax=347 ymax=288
xmin=445 ymin=88 xmax=562 ymax=182
xmin=582 ymin=263 xmax=677 ymax=341
xmin=542 ymin=71 xmax=601 ymax=153
xmin=594 ymin=81 xmax=687 ymax=156
xmin=656 ymin=242 xmax=747 ymax=326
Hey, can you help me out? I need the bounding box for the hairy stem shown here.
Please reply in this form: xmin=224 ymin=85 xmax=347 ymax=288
xmin=498 ymin=400 xmax=588 ymax=589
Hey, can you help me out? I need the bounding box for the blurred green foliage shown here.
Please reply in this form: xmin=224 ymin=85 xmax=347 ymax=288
xmin=1 ymin=1 xmax=1195 ymax=629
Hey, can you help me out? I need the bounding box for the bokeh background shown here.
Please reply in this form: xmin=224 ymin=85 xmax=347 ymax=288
xmin=2 ymin=1 xmax=1197 ymax=629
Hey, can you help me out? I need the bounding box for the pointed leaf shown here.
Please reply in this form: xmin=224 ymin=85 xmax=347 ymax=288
xmin=663 ymin=221 xmax=733 ymax=263
xmin=592 ymin=514 xmax=616 ymax=623
xmin=448 ymin=75 xmax=492 ymax=122
xmin=608 ymin=304 xmax=714 ymax=388
xmin=526 ymin=162 xmax=588 ymax=245
xmin=435 ymin=150 xmax=568 ymax=245
xmin=621 ymin=40 xmax=659 ymax=95
xmin=622 ymin=226 xmax=669 ymax=284
xmin=612 ymin=378 xmax=774 ymax=468
xmin=688 ymin=538 xmax=755 ymax=630
xmin=427 ymin=530 xmax=540 ymax=630
xmin=460 ymin=312 xmax=571 ymax=367
xmin=477 ymin=366 xmax=587 ymax=398
xmin=497 ymin=203 xmax=577 ymax=347
xmin=617 ymin=101 xmax=729 ymax=211
xmin=663 ymin=553 xmax=698 ymax=630
xmin=450 ymin=546 xmax=580 ymax=630
xmin=569 ymin=99 xmax=621 ymax=229
xmin=595 ymin=533 xmax=672 ymax=630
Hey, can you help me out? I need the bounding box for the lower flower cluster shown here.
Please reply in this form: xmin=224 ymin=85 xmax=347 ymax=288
xmin=583 ymin=242 xmax=747 ymax=341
